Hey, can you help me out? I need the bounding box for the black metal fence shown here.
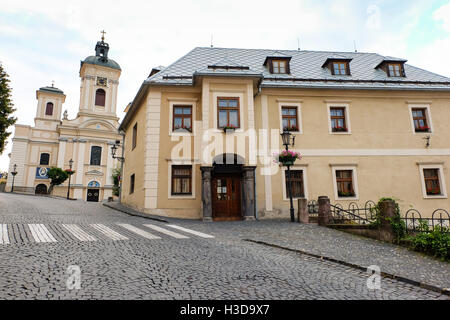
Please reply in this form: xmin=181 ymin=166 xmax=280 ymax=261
xmin=330 ymin=204 xmax=372 ymax=225
xmin=402 ymin=209 xmax=450 ymax=234
xmin=307 ymin=199 xmax=449 ymax=232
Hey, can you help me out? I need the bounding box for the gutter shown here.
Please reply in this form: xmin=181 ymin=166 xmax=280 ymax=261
xmin=261 ymin=84 xmax=450 ymax=92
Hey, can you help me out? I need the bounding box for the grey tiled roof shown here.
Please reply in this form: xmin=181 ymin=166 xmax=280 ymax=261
xmin=146 ymin=47 xmax=450 ymax=90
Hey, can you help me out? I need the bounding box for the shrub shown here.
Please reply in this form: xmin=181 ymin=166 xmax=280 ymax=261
xmin=409 ymin=226 xmax=450 ymax=261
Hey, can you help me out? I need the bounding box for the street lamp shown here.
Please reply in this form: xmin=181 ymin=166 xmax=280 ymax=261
xmin=280 ymin=131 xmax=296 ymax=223
xmin=10 ymin=164 xmax=18 ymax=193
xmin=66 ymin=159 xmax=73 ymax=200
xmin=111 ymin=140 xmax=125 ymax=162
xmin=111 ymin=138 xmax=125 ymax=203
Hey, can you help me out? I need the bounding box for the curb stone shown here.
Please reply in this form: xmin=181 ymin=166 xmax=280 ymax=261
xmin=102 ymin=202 xmax=169 ymax=223
xmin=244 ymin=239 xmax=450 ymax=297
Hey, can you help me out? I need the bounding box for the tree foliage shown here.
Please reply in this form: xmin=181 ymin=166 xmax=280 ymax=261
xmin=0 ymin=64 xmax=17 ymax=154
xmin=47 ymin=167 xmax=68 ymax=194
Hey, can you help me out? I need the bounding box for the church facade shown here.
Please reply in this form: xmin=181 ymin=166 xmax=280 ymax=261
xmin=6 ymin=37 xmax=122 ymax=202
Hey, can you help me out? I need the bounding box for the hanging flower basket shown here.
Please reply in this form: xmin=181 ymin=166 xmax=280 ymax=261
xmin=274 ymin=150 xmax=302 ymax=166
xmin=64 ymin=169 xmax=76 ymax=176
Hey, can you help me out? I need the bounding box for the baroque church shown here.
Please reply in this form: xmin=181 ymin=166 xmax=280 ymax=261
xmin=6 ymin=35 xmax=122 ymax=202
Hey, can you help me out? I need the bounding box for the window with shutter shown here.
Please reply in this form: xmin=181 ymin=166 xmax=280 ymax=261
xmin=95 ymin=89 xmax=106 ymax=107
xmin=45 ymin=103 xmax=54 ymax=116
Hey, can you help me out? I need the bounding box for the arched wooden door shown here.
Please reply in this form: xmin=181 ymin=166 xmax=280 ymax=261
xmin=35 ymin=184 xmax=48 ymax=195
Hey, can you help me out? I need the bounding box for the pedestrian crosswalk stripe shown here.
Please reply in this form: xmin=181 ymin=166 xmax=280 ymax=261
xmin=116 ymin=224 xmax=161 ymax=240
xmin=143 ymin=224 xmax=189 ymax=239
xmin=90 ymin=224 xmax=128 ymax=241
xmin=28 ymin=224 xmax=57 ymax=243
xmin=165 ymin=225 xmax=215 ymax=238
xmin=62 ymin=224 xmax=96 ymax=242
xmin=0 ymin=224 xmax=9 ymax=245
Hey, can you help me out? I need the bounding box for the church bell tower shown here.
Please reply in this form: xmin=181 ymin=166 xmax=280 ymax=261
xmin=78 ymin=31 xmax=121 ymax=118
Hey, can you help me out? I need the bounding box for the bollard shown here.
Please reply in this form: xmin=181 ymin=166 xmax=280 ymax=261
xmin=298 ymin=199 xmax=309 ymax=224
xmin=318 ymin=196 xmax=331 ymax=226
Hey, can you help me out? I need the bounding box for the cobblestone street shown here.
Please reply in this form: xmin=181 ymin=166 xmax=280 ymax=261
xmin=0 ymin=193 xmax=448 ymax=300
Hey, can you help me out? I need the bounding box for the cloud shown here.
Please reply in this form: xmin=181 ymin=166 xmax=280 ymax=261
xmin=433 ymin=3 xmax=450 ymax=32
xmin=0 ymin=0 xmax=448 ymax=171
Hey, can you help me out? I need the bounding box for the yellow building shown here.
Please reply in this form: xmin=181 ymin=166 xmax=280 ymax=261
xmin=120 ymin=47 xmax=450 ymax=220
xmin=6 ymin=36 xmax=122 ymax=201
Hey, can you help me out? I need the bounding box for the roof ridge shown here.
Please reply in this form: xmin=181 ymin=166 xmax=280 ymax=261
xmin=194 ymin=46 xmax=384 ymax=56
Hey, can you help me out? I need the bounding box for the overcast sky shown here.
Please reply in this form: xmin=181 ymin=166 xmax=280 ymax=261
xmin=1 ymin=0 xmax=450 ymax=171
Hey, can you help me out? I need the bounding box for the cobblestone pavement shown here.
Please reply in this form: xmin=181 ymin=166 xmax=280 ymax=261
xmin=0 ymin=193 xmax=448 ymax=300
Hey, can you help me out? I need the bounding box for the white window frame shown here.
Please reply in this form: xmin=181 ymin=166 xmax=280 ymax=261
xmin=408 ymin=104 xmax=434 ymax=135
xmin=44 ymin=100 xmax=56 ymax=117
xmin=418 ymin=164 xmax=447 ymax=199
xmin=278 ymin=101 xmax=303 ymax=134
xmin=168 ymin=99 xmax=197 ymax=137
xmin=212 ymin=92 xmax=245 ymax=134
xmin=331 ymin=165 xmax=359 ymax=201
xmin=94 ymin=86 xmax=108 ymax=109
xmin=327 ymin=103 xmax=352 ymax=135
xmin=168 ymin=161 xmax=196 ymax=199
xmin=281 ymin=165 xmax=308 ymax=201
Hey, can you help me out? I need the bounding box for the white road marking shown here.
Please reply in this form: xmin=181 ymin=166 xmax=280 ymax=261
xmin=165 ymin=225 xmax=215 ymax=238
xmin=62 ymin=224 xmax=96 ymax=242
xmin=0 ymin=224 xmax=9 ymax=245
xmin=116 ymin=224 xmax=161 ymax=240
xmin=90 ymin=224 xmax=128 ymax=241
xmin=143 ymin=224 xmax=189 ymax=239
xmin=28 ymin=224 xmax=57 ymax=243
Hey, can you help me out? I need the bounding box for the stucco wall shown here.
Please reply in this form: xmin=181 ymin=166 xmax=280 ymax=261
xmin=122 ymin=80 xmax=450 ymax=219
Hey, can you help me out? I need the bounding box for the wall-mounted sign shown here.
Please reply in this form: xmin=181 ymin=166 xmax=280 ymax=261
xmin=36 ymin=167 xmax=49 ymax=179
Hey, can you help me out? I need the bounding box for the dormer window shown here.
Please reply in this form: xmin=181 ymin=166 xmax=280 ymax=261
xmin=272 ymin=60 xmax=287 ymax=74
xmin=387 ymin=63 xmax=404 ymax=77
xmin=264 ymin=56 xmax=291 ymax=74
xmin=375 ymin=59 xmax=407 ymax=77
xmin=322 ymin=58 xmax=352 ymax=76
xmin=333 ymin=62 xmax=349 ymax=75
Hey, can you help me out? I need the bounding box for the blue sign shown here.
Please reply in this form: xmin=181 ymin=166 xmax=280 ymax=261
xmin=36 ymin=167 xmax=49 ymax=179
xmin=88 ymin=181 xmax=100 ymax=188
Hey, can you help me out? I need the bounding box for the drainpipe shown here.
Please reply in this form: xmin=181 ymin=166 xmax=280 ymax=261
xmin=254 ymin=174 xmax=258 ymax=220
xmin=118 ymin=130 xmax=125 ymax=204
xmin=253 ymin=78 xmax=262 ymax=220
xmin=253 ymin=78 xmax=262 ymax=99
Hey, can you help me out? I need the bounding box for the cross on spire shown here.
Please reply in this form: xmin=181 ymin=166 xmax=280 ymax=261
xmin=101 ymin=30 xmax=106 ymax=42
